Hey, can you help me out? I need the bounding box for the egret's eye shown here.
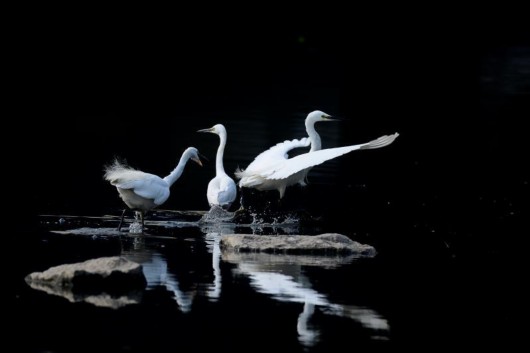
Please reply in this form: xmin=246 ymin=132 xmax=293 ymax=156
xmin=321 ymin=115 xmax=326 ymax=118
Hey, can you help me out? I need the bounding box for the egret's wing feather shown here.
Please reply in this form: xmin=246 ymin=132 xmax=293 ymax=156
xmin=148 ymin=186 xmax=170 ymax=205
xmin=358 ymin=133 xmax=399 ymax=150
xmin=208 ymin=176 xmax=237 ymax=206
xmin=236 ymin=137 xmax=310 ymax=179
xmin=116 ymin=175 xmax=170 ymax=205
xmin=217 ymin=180 xmax=237 ymax=205
xmin=133 ymin=177 xmax=170 ymax=205
xmin=251 ymin=137 xmax=309 ymax=165
xmin=265 ymin=133 xmax=399 ymax=180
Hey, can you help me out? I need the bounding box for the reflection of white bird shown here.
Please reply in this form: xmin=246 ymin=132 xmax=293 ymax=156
xmin=104 ymin=147 xmax=203 ymax=230
xmin=204 ymin=232 xmax=223 ymax=300
xmin=198 ymin=124 xmax=237 ymax=210
xmin=236 ymin=262 xmax=389 ymax=346
xmin=297 ymin=302 xmax=319 ymax=346
xmin=123 ymin=249 xmax=195 ymax=313
xmin=201 ymin=223 xmax=235 ymax=301
xmin=235 ymin=110 xmax=399 ymax=198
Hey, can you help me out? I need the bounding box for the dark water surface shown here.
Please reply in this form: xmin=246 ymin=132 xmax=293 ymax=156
xmin=10 ymin=23 xmax=529 ymax=352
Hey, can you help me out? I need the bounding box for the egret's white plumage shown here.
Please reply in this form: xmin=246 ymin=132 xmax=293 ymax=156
xmin=198 ymin=124 xmax=237 ymax=209
xmin=235 ymin=110 xmax=399 ymax=198
xmin=104 ymin=147 xmax=202 ymax=229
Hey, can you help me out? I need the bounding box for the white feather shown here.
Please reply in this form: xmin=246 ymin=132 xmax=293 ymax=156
xmin=235 ymin=137 xmax=309 ymax=180
xmin=248 ymin=137 xmax=310 ymax=169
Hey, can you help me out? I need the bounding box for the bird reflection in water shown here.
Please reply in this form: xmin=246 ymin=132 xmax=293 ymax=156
xmin=200 ymin=220 xmax=237 ymax=301
xmin=121 ymin=237 xmax=196 ymax=313
xmin=226 ymin=253 xmax=389 ymax=346
xmin=118 ymin=217 xmax=388 ymax=347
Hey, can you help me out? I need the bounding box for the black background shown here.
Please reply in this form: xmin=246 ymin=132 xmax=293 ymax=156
xmin=12 ymin=16 xmax=528 ymax=223
xmin=7 ymin=10 xmax=530 ymax=351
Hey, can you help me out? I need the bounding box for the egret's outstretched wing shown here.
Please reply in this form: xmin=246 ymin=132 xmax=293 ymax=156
xmin=236 ymin=137 xmax=310 ymax=178
xmin=263 ymin=133 xmax=399 ymax=180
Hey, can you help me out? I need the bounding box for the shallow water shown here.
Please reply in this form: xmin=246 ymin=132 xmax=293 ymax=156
xmin=11 ymin=206 xmax=524 ymax=352
xmin=15 ymin=212 xmax=393 ymax=351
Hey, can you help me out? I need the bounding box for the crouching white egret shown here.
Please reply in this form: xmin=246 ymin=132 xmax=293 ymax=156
xmin=198 ymin=124 xmax=237 ymax=210
xmin=235 ymin=110 xmax=399 ymax=199
xmin=104 ymin=147 xmax=203 ymax=231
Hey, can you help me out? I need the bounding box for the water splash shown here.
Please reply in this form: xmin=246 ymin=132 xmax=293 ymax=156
xmin=199 ymin=206 xmax=235 ymax=224
xmin=128 ymin=222 xmax=143 ymax=234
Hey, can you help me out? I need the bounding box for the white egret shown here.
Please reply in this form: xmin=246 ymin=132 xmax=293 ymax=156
xmin=104 ymin=147 xmax=203 ymax=231
xmin=197 ymin=124 xmax=237 ymax=210
xmin=235 ymin=110 xmax=399 ymax=198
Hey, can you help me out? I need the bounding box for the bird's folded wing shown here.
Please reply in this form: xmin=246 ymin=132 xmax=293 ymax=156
xmin=116 ymin=176 xmax=170 ymax=205
xmin=217 ymin=182 xmax=237 ymax=205
xmin=263 ymin=133 xmax=399 ymax=180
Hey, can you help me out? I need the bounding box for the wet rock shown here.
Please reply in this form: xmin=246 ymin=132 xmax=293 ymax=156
xmin=222 ymin=251 xmax=357 ymax=268
xmin=25 ymin=280 xmax=143 ymax=309
xmin=25 ymin=256 xmax=147 ymax=293
xmin=221 ymin=233 xmax=376 ymax=256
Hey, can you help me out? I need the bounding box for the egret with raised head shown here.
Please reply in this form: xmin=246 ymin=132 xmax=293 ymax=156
xmin=198 ymin=124 xmax=237 ymax=210
xmin=235 ymin=110 xmax=398 ymax=198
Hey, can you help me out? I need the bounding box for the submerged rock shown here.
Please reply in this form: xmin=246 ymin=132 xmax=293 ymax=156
xmin=25 ymin=256 xmax=147 ymax=294
xmin=221 ymin=233 xmax=376 ymax=256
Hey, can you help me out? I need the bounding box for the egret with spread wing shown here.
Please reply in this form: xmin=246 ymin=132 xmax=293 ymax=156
xmin=104 ymin=147 xmax=203 ymax=231
xmin=235 ymin=110 xmax=398 ymax=198
xmin=198 ymin=124 xmax=237 ymax=210
xmin=235 ymin=110 xmax=335 ymax=198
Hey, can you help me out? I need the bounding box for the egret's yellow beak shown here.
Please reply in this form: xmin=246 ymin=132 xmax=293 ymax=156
xmin=192 ymin=157 xmax=203 ymax=167
xmin=197 ymin=127 xmax=214 ymax=133
xmin=323 ymin=116 xmax=340 ymax=121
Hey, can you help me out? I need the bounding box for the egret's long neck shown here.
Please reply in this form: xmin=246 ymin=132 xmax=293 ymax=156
xmin=216 ymin=132 xmax=227 ymax=175
xmin=306 ymin=120 xmax=322 ymax=152
xmin=163 ymin=153 xmax=190 ymax=186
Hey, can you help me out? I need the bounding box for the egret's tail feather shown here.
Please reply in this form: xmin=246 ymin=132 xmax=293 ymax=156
xmin=361 ymin=133 xmax=399 ymax=150
xmin=104 ymin=158 xmax=136 ymax=183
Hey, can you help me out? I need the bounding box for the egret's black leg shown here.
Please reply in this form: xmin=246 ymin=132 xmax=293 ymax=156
xmin=117 ymin=209 xmax=127 ymax=231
